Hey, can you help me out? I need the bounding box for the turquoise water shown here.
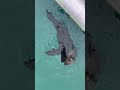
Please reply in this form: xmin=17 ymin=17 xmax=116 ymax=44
xmin=35 ymin=0 xmax=85 ymax=90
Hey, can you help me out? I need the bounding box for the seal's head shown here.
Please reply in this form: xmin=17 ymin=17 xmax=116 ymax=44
xmin=64 ymin=50 xmax=76 ymax=65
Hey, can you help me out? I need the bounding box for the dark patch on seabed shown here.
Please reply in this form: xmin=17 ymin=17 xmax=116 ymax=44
xmin=114 ymin=10 xmax=120 ymax=20
xmin=24 ymin=46 xmax=67 ymax=70
xmin=24 ymin=58 xmax=35 ymax=70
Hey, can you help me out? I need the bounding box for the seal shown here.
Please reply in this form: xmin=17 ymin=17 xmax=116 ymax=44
xmin=45 ymin=10 xmax=77 ymax=65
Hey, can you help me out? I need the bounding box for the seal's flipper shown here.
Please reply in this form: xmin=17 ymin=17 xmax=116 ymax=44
xmin=46 ymin=9 xmax=55 ymax=23
xmin=45 ymin=42 xmax=64 ymax=56
xmin=45 ymin=48 xmax=61 ymax=56
xmin=46 ymin=10 xmax=61 ymax=29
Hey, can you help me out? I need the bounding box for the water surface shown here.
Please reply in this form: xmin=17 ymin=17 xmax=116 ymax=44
xmin=35 ymin=0 xmax=85 ymax=90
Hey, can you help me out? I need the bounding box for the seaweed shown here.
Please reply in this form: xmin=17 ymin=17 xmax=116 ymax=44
xmin=57 ymin=7 xmax=70 ymax=18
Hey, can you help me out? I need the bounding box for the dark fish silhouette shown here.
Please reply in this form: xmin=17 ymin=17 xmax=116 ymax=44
xmin=24 ymin=58 xmax=35 ymax=70
xmin=23 ymin=46 xmax=67 ymax=70
xmin=86 ymin=32 xmax=101 ymax=88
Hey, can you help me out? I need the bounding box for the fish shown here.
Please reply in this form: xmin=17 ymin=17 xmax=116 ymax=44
xmin=24 ymin=58 xmax=35 ymax=70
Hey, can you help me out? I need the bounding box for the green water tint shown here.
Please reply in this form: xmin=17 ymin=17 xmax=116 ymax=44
xmin=57 ymin=7 xmax=65 ymax=14
xmin=57 ymin=7 xmax=70 ymax=18
xmin=35 ymin=0 xmax=85 ymax=90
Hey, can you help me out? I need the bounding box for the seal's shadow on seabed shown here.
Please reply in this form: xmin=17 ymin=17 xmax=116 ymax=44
xmin=85 ymin=32 xmax=101 ymax=89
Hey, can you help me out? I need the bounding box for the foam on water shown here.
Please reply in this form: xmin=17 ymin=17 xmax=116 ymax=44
xmin=35 ymin=0 xmax=85 ymax=90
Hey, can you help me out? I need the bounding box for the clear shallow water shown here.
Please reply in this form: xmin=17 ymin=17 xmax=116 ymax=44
xmin=35 ymin=0 xmax=85 ymax=90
